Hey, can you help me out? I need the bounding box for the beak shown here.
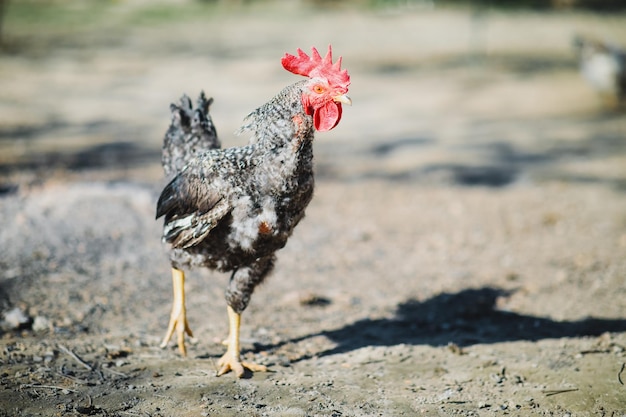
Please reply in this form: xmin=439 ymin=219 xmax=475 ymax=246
xmin=333 ymin=94 xmax=352 ymax=106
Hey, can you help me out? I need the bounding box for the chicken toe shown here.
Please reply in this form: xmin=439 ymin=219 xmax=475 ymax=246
xmin=216 ymin=306 xmax=268 ymax=377
xmin=217 ymin=353 xmax=267 ymax=378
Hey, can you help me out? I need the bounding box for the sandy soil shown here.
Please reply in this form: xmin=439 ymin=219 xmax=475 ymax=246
xmin=1 ymin=2 xmax=626 ymax=416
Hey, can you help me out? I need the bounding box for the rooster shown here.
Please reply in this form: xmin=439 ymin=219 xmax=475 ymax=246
xmin=156 ymin=46 xmax=351 ymax=377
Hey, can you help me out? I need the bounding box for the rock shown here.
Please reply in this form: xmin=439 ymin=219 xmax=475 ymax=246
xmin=2 ymin=307 xmax=32 ymax=330
xmin=32 ymin=316 xmax=51 ymax=332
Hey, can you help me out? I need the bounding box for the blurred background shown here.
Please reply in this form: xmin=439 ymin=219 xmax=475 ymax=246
xmin=1 ymin=4 xmax=625 ymax=413
xmin=0 ymin=0 xmax=625 ymax=190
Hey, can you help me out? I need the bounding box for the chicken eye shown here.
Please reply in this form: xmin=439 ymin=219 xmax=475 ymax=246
xmin=313 ymin=85 xmax=325 ymax=94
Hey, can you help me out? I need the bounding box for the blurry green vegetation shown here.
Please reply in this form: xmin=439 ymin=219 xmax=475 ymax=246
xmin=308 ymin=0 xmax=625 ymax=11
xmin=439 ymin=0 xmax=626 ymax=10
xmin=0 ymin=0 xmax=624 ymax=49
xmin=125 ymin=3 xmax=216 ymax=25
xmin=5 ymin=2 xmax=108 ymax=29
xmin=3 ymin=1 xmax=217 ymax=33
xmin=4 ymin=0 xmax=626 ymax=30
xmin=0 ymin=0 xmax=221 ymax=51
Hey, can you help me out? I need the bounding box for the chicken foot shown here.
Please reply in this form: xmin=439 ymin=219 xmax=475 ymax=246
xmin=160 ymin=268 xmax=194 ymax=356
xmin=217 ymin=305 xmax=267 ymax=377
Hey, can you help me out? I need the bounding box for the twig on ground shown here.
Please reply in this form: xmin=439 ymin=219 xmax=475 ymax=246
xmin=579 ymin=349 xmax=610 ymax=355
xmin=58 ymin=344 xmax=94 ymax=372
xmin=20 ymin=383 xmax=77 ymax=393
xmin=101 ymin=367 xmax=129 ymax=378
xmin=542 ymin=388 xmax=579 ymax=397
xmin=618 ymin=362 xmax=625 ymax=386
xmin=119 ymin=411 xmax=150 ymax=417
xmin=56 ymin=366 xmax=90 ymax=385
xmin=187 ymin=369 xmax=214 ymax=377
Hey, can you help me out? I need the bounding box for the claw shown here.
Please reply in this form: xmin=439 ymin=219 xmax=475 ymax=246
xmin=217 ymin=354 xmax=267 ymax=378
xmin=216 ymin=306 xmax=268 ymax=378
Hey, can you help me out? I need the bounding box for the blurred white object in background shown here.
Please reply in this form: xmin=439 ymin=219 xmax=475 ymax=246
xmin=573 ymin=34 xmax=626 ymax=107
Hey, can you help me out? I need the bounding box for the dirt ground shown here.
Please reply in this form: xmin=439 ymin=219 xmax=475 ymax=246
xmin=1 ymin=2 xmax=626 ymax=416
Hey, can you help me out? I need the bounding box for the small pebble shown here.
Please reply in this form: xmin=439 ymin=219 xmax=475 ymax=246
xmin=32 ymin=316 xmax=50 ymax=332
xmin=115 ymin=359 xmax=128 ymax=367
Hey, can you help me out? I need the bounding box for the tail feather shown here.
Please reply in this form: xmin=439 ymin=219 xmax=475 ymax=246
xmin=162 ymin=92 xmax=221 ymax=177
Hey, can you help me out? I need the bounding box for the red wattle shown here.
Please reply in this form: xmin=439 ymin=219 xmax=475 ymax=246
xmin=314 ymin=101 xmax=343 ymax=132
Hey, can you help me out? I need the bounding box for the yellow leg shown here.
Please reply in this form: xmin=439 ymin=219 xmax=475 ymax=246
xmin=217 ymin=305 xmax=267 ymax=377
xmin=160 ymin=268 xmax=194 ymax=356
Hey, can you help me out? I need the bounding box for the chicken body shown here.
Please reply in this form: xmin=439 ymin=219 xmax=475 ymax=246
xmin=158 ymin=80 xmax=316 ymax=313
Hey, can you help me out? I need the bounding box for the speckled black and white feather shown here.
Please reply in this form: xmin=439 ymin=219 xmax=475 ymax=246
xmin=156 ymin=80 xmax=316 ymax=313
xmin=161 ymin=92 xmax=221 ymax=178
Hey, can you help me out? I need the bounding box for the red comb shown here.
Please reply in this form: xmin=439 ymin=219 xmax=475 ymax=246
xmin=281 ymin=45 xmax=350 ymax=90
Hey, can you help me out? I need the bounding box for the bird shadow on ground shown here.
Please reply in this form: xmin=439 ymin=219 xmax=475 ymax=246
xmin=261 ymin=287 xmax=626 ymax=362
